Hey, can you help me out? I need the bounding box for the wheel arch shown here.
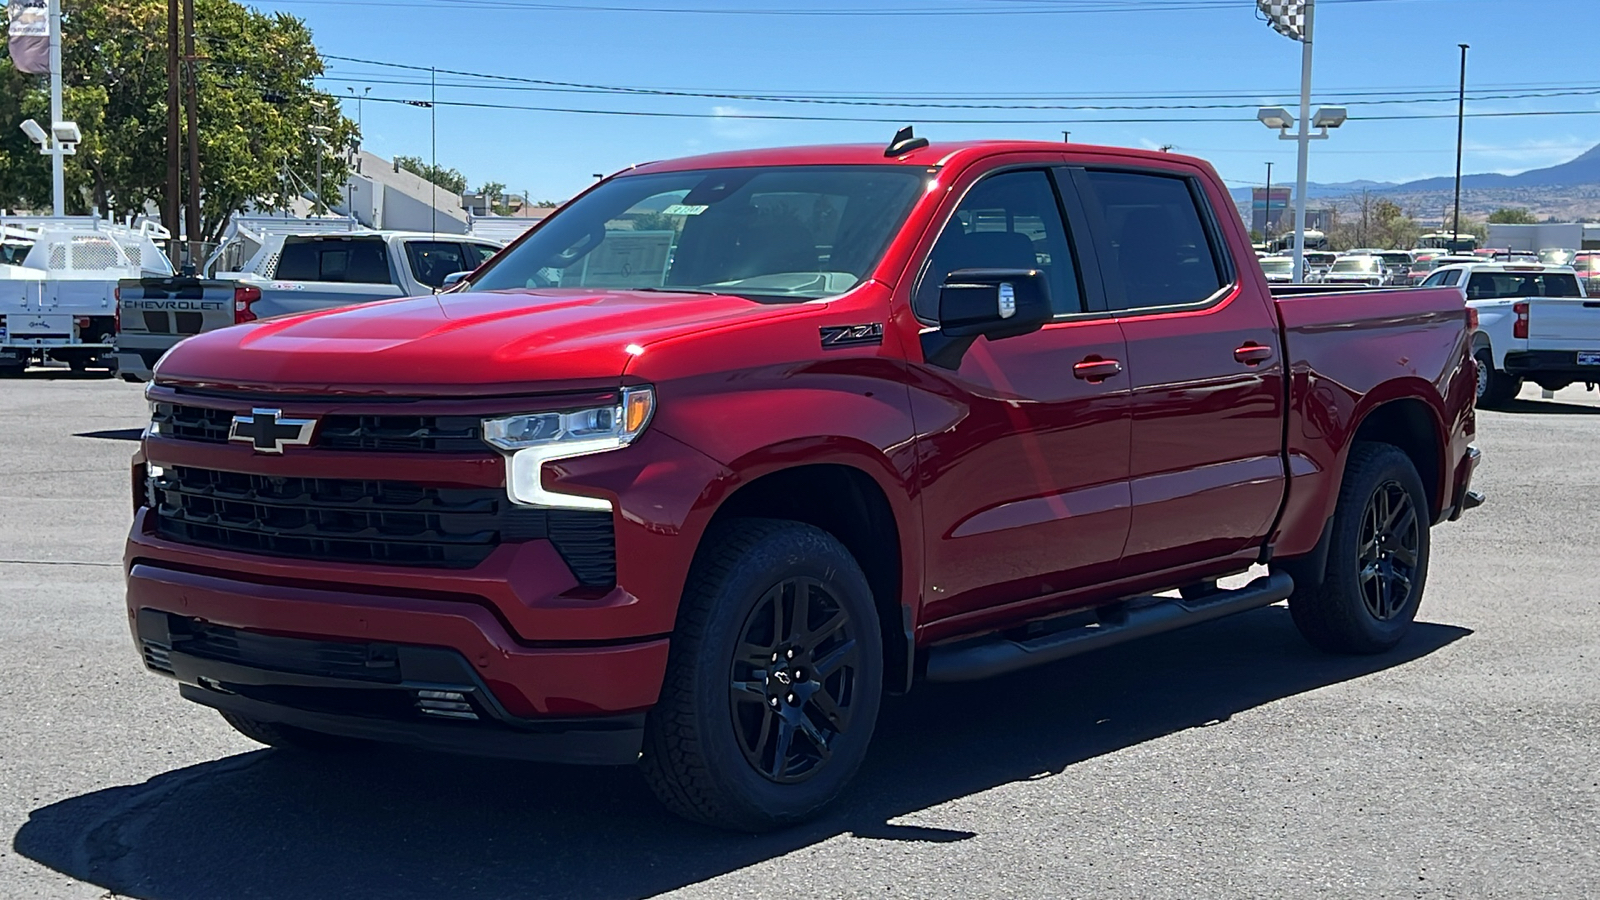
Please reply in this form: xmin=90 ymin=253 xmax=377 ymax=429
xmin=1348 ymin=395 xmax=1447 ymax=522
xmin=701 ymin=458 xmax=916 ymax=694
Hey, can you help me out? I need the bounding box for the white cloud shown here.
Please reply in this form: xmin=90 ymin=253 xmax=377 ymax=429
xmin=710 ymin=105 xmax=773 ymax=142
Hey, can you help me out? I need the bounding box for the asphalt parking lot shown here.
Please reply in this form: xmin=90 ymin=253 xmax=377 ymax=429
xmin=1 ymin=371 xmax=1597 ymax=899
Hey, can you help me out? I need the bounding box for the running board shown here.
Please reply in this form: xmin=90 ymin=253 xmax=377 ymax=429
xmin=923 ymin=571 xmax=1295 ymax=683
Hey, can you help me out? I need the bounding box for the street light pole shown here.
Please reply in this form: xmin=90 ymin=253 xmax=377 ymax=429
xmin=1290 ymin=0 xmax=1316 ymax=284
xmin=1263 ymin=161 xmax=1274 ymax=247
xmin=46 ymin=0 xmax=63 ymax=216
xmin=1452 ymin=43 xmax=1469 ymax=249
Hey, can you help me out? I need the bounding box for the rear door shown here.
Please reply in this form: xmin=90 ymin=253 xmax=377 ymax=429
xmin=1069 ymin=165 xmax=1286 ymax=574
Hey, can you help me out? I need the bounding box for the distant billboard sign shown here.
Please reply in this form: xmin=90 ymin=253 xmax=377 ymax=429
xmin=1252 ymin=187 xmax=1292 ymax=236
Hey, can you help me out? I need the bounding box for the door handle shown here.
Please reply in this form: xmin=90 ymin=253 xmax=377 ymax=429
xmin=1234 ymin=343 xmax=1274 ymax=366
xmin=1073 ymin=357 xmax=1123 ymax=382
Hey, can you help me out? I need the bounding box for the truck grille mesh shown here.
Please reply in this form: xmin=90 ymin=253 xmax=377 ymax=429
xmin=150 ymin=403 xmax=485 ymax=453
xmin=150 ymin=465 xmax=615 ymax=584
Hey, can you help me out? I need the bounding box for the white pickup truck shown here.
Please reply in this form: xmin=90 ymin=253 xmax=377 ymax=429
xmin=1421 ymin=261 xmax=1599 ymax=406
xmin=0 ymin=218 xmax=173 ymax=375
xmin=112 ymin=231 xmax=504 ymax=382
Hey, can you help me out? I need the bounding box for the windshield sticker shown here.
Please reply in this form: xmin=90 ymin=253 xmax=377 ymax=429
xmin=661 ymin=204 xmax=710 ymax=216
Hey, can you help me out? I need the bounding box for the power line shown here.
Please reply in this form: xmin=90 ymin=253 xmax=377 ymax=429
xmin=356 ymin=93 xmax=1600 ymax=125
xmin=270 ymin=0 xmax=1454 ymax=14
xmin=314 ymin=73 xmax=1600 ymax=111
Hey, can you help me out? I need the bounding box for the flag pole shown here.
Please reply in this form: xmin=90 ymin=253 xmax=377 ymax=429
xmin=47 ymin=0 xmax=63 ymax=216
xmin=1291 ymin=0 xmax=1314 ymax=284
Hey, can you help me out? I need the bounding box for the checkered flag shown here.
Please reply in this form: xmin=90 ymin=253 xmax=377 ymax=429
xmin=1257 ymin=0 xmax=1309 ymax=42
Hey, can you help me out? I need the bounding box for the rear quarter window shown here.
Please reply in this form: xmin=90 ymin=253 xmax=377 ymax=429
xmin=274 ymin=239 xmax=392 ymax=284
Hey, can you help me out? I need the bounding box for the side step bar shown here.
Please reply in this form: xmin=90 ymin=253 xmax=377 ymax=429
xmin=924 ymin=571 xmax=1295 ymax=683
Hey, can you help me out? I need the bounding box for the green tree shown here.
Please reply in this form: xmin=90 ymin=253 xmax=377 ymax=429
xmin=395 ymin=156 xmax=467 ymax=195
xmin=0 ymin=0 xmax=356 ymax=242
xmin=1487 ymin=207 xmax=1537 ymax=225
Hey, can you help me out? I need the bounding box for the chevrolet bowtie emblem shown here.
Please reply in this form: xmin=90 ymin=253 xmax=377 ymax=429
xmin=229 ymin=408 xmax=316 ymax=454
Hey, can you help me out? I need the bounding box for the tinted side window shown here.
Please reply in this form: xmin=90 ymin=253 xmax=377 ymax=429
xmin=344 ymin=240 xmax=392 ymax=284
xmin=406 ymin=241 xmax=470 ymax=289
xmin=1421 ymin=271 xmax=1448 ymax=287
xmin=274 ymin=239 xmax=391 ymax=284
xmin=1079 ymin=170 xmax=1227 ymax=311
xmin=914 ymin=170 xmax=1083 ymax=319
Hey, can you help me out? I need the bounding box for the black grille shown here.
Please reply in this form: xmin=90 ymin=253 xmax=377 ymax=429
xmin=171 ymin=618 xmax=403 ymax=683
xmin=150 ymin=466 xmax=615 ymax=584
xmin=150 ymin=403 xmax=486 ymax=453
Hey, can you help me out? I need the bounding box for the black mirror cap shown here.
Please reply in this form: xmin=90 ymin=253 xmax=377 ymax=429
xmin=938 ymin=268 xmax=1052 ymax=340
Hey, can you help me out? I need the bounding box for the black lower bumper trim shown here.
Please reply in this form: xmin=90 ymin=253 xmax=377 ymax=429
xmin=1502 ymin=350 xmax=1600 ymax=382
xmin=180 ymin=685 xmax=643 ymax=765
xmin=138 ymin=609 xmax=644 ymax=765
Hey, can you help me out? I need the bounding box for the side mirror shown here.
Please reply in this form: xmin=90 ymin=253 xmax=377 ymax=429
xmin=923 ymin=268 xmax=1051 ymax=369
xmin=441 ymin=270 xmax=471 ymax=288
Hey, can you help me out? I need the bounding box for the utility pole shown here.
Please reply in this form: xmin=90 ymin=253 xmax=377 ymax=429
xmin=1263 ymin=161 xmax=1274 ymax=246
xmin=1452 ymin=43 xmax=1469 ymax=249
xmin=431 ymin=66 xmax=438 ymax=235
xmin=165 ymin=0 xmax=181 ymax=252
xmin=1062 ymin=131 xmax=1071 ymax=143
xmin=182 ymin=0 xmax=200 ymax=261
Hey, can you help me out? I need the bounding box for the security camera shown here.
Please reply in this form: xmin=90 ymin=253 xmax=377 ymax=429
xmin=19 ymin=118 xmax=47 ymax=144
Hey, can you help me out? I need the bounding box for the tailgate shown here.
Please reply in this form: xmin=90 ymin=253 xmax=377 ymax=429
xmin=118 ymin=278 xmax=234 ymax=336
xmin=1528 ymin=297 xmax=1600 ymax=351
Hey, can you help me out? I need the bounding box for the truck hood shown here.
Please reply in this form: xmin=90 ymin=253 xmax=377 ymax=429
xmin=153 ymin=288 xmax=811 ymax=394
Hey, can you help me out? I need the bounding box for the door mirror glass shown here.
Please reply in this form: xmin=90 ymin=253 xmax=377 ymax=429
xmin=938 ymin=268 xmax=1052 ymax=339
xmin=441 ymin=270 xmax=471 ymax=288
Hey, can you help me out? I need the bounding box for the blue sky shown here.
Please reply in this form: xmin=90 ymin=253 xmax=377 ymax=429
xmin=252 ymin=0 xmax=1600 ymax=203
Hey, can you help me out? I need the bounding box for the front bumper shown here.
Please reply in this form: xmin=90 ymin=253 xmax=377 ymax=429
xmin=127 ymin=558 xmax=669 ymax=763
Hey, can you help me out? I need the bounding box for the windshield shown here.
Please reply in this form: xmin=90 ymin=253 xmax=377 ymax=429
xmin=1574 ymin=254 xmax=1600 ymax=273
xmin=1331 ymin=257 xmax=1379 ymax=272
xmin=1537 ymin=248 xmax=1577 ymax=266
xmin=469 ymin=165 xmax=925 ymax=300
xmin=1305 ymin=252 xmax=1336 ymax=265
xmin=1260 ymin=258 xmax=1293 ymax=273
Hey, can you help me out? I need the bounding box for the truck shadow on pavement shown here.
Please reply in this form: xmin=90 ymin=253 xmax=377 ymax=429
xmin=14 ymin=607 xmax=1469 ymax=900
xmin=1492 ymin=398 xmax=1600 ymax=415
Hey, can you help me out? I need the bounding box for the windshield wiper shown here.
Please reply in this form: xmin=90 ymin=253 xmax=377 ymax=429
xmin=634 ymin=287 xmax=726 ymax=295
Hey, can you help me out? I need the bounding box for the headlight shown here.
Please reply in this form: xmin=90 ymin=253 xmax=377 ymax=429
xmin=483 ymin=386 xmax=655 ymax=511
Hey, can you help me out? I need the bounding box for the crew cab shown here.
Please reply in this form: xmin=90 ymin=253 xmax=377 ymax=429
xmin=125 ymin=138 xmax=1480 ymax=831
xmin=1419 ymin=261 xmax=1598 ymax=405
xmin=223 ymin=231 xmax=502 ymax=319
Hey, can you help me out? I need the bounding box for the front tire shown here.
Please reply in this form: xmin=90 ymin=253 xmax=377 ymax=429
xmin=1288 ymin=443 xmax=1431 ymax=655
xmin=1475 ymin=348 xmax=1521 ymax=407
xmin=641 ymin=518 xmax=883 ymax=832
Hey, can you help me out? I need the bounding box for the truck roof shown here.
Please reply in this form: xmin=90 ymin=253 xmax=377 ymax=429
xmin=627 ymin=141 xmax=1208 ymax=175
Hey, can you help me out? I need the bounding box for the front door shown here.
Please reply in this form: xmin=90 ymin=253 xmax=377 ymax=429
xmin=1068 ymin=166 xmax=1286 ymax=574
xmin=910 ymin=168 xmax=1132 ymax=625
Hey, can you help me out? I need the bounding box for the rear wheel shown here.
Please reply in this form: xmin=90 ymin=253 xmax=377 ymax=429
xmin=1288 ymin=442 xmax=1430 ymax=655
xmin=219 ymin=711 xmax=369 ymax=752
xmin=641 ymin=518 xmax=882 ymax=832
xmin=1475 ymin=348 xmax=1521 ymax=407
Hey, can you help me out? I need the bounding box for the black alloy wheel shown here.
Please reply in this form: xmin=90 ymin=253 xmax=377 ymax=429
xmin=1357 ymin=480 xmax=1421 ymax=622
xmin=1284 ymin=442 xmax=1431 ymax=654
xmin=641 ymin=518 xmax=883 ymax=831
xmin=729 ymin=576 xmax=861 ymax=784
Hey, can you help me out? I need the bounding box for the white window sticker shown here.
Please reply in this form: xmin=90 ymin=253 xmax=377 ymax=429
xmin=661 ymin=204 xmax=710 ymax=216
xmin=998 ymin=283 xmax=1016 ymax=319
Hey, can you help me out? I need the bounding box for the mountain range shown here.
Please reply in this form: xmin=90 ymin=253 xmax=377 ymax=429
xmin=1230 ymin=143 xmax=1600 ymax=222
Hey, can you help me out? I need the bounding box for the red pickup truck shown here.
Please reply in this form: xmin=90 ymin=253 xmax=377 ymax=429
xmin=126 ymin=136 xmax=1481 ymax=831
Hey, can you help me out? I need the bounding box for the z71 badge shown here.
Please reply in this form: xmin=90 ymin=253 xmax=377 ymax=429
xmin=819 ymin=323 xmax=885 ymax=349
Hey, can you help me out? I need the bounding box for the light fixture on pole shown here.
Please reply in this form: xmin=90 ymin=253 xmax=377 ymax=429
xmin=20 ymin=116 xmax=80 ymax=215
xmin=1254 ymin=0 xmax=1332 ymax=284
